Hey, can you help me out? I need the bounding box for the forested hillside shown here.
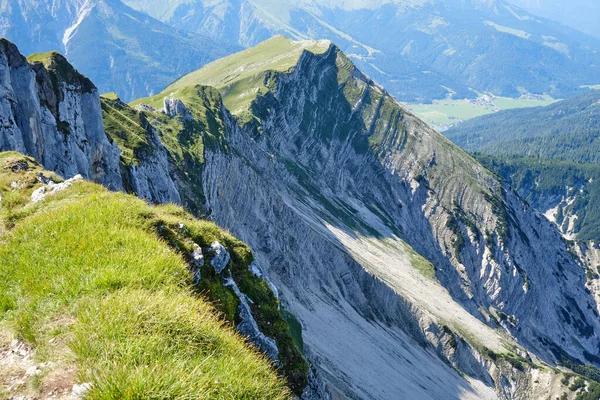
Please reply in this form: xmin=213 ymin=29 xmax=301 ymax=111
xmin=446 ymin=90 xmax=600 ymax=163
xmin=447 ymin=90 xmax=600 ymax=242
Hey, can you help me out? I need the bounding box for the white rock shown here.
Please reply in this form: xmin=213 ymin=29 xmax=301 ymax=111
xmin=163 ymin=96 xmax=192 ymax=120
xmin=71 ymin=382 xmax=92 ymax=398
xmin=191 ymin=244 xmax=204 ymax=283
xmin=25 ymin=365 xmax=41 ymax=376
xmin=209 ymin=241 xmax=230 ymax=274
xmin=31 ymin=175 xmax=83 ymax=203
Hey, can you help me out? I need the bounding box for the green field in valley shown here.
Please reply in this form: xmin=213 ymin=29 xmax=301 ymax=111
xmin=407 ymin=94 xmax=557 ymax=131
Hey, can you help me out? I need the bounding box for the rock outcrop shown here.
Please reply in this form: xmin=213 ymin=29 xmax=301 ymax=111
xmin=224 ymin=277 xmax=280 ymax=361
xmin=30 ymin=174 xmax=83 ymax=203
xmin=0 ymin=40 xmax=122 ymax=190
xmin=209 ymin=241 xmax=231 ymax=274
xmin=163 ymin=96 xmax=192 ymax=120
xmin=2 ymin=37 xmax=598 ymax=399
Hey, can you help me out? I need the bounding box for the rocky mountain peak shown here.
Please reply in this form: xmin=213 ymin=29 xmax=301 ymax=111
xmin=0 ymin=39 xmax=28 ymax=68
xmin=0 ymin=40 xmax=122 ymax=189
xmin=2 ymin=35 xmax=600 ymax=399
xmin=27 ymin=51 xmax=96 ymax=94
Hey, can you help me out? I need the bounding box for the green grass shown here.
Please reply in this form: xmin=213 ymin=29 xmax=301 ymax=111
xmin=26 ymin=51 xmax=62 ymax=65
xmin=407 ymin=95 xmax=557 ymax=131
xmin=0 ymin=152 xmax=293 ymax=399
xmin=408 ymin=100 xmax=491 ymax=125
xmin=27 ymin=51 xmax=95 ymax=95
xmin=100 ymin=95 xmax=151 ymax=166
xmin=101 ymin=92 xmax=120 ymax=101
xmin=405 ymin=244 xmax=437 ymax=280
xmin=132 ymin=35 xmax=330 ymax=115
xmin=493 ymin=95 xmax=555 ymax=109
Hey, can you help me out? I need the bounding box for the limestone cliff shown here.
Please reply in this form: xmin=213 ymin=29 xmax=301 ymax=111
xmin=0 ymin=40 xmax=122 ymax=190
xmin=2 ymin=36 xmax=600 ymax=399
xmin=134 ymin=37 xmax=600 ymax=399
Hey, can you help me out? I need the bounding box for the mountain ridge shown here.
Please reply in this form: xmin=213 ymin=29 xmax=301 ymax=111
xmin=2 ymin=36 xmax=600 ymax=399
xmin=132 ymin=37 xmax=600 ymax=398
xmin=123 ymin=0 xmax=600 ymax=102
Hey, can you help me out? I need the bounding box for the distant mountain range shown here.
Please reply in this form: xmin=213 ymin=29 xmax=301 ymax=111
xmin=122 ymin=0 xmax=600 ymax=102
xmin=0 ymin=0 xmax=240 ymax=101
xmin=507 ymin=0 xmax=600 ymax=39
xmin=2 ymin=0 xmax=600 ymax=103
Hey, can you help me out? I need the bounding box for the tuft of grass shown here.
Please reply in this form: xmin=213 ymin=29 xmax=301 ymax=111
xmin=0 ymin=152 xmax=292 ymax=399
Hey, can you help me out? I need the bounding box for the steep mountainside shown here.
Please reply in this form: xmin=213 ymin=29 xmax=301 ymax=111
xmin=0 ymin=151 xmax=295 ymax=399
xmin=0 ymin=39 xmax=122 ymax=190
xmin=0 ymin=40 xmax=312 ymax=399
xmin=445 ymin=91 xmax=600 ymax=242
xmin=3 ymin=36 xmax=600 ymax=399
xmin=0 ymin=0 xmax=239 ymax=101
xmin=123 ymin=0 xmax=600 ymax=102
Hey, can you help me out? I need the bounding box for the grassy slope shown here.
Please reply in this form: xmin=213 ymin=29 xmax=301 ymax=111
xmin=100 ymin=95 xmax=151 ymax=166
xmin=0 ymin=152 xmax=292 ymax=399
xmin=132 ymin=35 xmax=331 ymax=116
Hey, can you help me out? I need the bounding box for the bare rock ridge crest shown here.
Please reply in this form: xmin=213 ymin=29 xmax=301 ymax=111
xmin=1 ymin=36 xmax=599 ymax=399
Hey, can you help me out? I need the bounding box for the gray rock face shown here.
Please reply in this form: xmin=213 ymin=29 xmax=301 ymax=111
xmin=0 ymin=40 xmax=182 ymax=204
xmin=224 ymin=277 xmax=279 ymax=361
xmin=198 ymin=46 xmax=600 ymax=399
xmin=163 ymin=96 xmax=192 ymax=120
xmin=0 ymin=40 xmax=122 ymax=190
xmin=301 ymin=367 xmax=331 ymax=400
xmin=209 ymin=241 xmax=230 ymax=274
xmin=126 ymin=123 xmax=182 ymax=204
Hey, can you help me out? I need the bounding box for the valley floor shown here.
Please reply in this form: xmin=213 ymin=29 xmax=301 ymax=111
xmin=407 ymin=94 xmax=557 ymax=131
